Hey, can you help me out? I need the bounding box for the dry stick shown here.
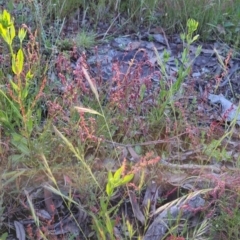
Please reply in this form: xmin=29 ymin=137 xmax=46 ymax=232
xmin=103 ymin=132 xmax=186 ymax=147
xmin=101 ymin=13 xmax=120 ymax=40
xmin=167 ymin=147 xmax=203 ymax=162
xmin=161 ymin=159 xmax=221 ymax=173
xmin=219 ymin=65 xmax=240 ymax=87
xmin=103 ymin=136 xmax=240 ymax=173
xmin=160 ymin=27 xmax=170 ymax=50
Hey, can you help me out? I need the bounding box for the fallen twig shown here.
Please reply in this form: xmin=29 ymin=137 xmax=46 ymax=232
xmin=161 ymin=159 xmax=221 ymax=173
xmin=102 ymin=132 xmax=187 ymax=147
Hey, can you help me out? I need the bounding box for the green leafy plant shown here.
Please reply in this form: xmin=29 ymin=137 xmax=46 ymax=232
xmin=210 ymin=191 xmax=240 ymax=240
xmin=149 ymin=18 xmax=201 ymax=125
xmin=1 ymin=3 xmax=240 ymax=239
xmin=106 ymin=165 xmax=134 ymax=197
xmin=0 ymin=10 xmax=45 ymax=138
xmin=91 ymin=166 xmax=134 ymax=239
xmin=0 ymin=233 xmax=8 ymax=240
xmin=203 ymin=139 xmax=231 ymax=162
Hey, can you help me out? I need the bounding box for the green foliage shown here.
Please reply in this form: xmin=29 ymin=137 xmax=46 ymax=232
xmin=29 ymin=0 xmax=240 ymax=47
xmin=91 ymin=166 xmax=134 ymax=240
xmin=106 ymin=166 xmax=134 ymax=197
xmin=181 ymin=18 xmax=199 ymax=45
xmin=75 ymin=30 xmax=96 ymax=49
xmin=119 ymin=0 xmax=159 ymax=27
xmin=209 ymin=1 xmax=240 ymax=47
xmin=0 ymin=3 xmax=240 ymax=239
xmin=0 ymin=233 xmax=8 ymax=240
xmin=45 ymin=0 xmax=84 ymax=19
xmin=91 ymin=198 xmax=116 ymax=240
xmin=159 ymin=0 xmax=239 ymax=46
xmin=210 ymin=193 xmax=240 ymax=239
xmin=0 ymin=10 xmax=44 ymax=138
xmin=149 ymin=19 xmax=201 ymax=125
xmin=0 ymin=10 xmax=15 ymax=47
xmin=203 ymin=139 xmax=231 ymax=161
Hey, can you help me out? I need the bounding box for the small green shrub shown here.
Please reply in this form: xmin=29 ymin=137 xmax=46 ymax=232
xmin=75 ymin=30 xmax=96 ymax=49
xmin=0 ymin=10 xmax=45 ymax=137
xmin=149 ymin=18 xmax=201 ymax=126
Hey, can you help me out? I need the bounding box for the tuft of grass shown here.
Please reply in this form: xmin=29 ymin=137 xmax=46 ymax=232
xmin=75 ymin=30 xmax=96 ymax=49
xmin=210 ymin=189 xmax=240 ymax=240
xmin=159 ymin=0 xmax=240 ymax=46
xmin=23 ymin=0 xmax=240 ymax=47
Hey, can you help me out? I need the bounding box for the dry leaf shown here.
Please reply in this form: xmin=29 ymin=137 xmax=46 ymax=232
xmin=44 ymin=187 xmax=56 ymax=216
xmin=208 ymin=93 xmax=240 ymax=125
xmin=125 ymin=41 xmax=141 ymax=51
xmin=14 ymin=221 xmax=26 ymax=240
xmin=127 ymin=146 xmax=140 ymax=162
xmin=142 ymin=181 xmax=159 ymax=213
xmin=129 ymin=191 xmax=145 ymax=224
